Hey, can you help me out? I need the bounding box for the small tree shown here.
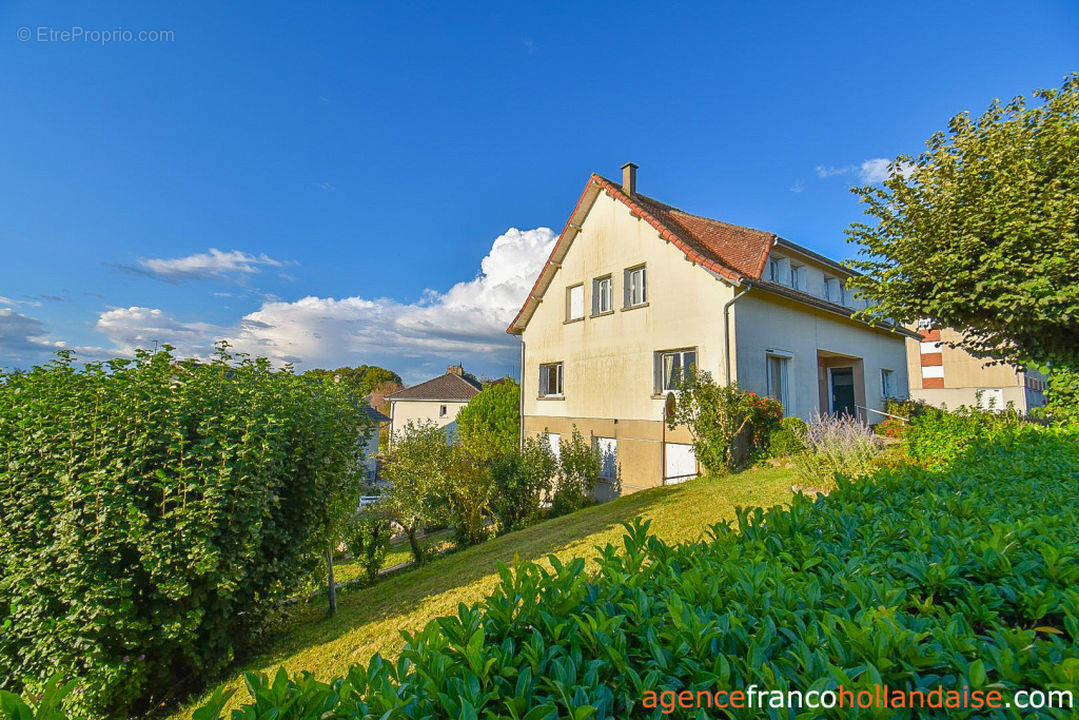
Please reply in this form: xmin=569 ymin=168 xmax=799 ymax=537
xmin=442 ymin=446 xmax=494 ymax=546
xmin=491 ymin=435 xmax=557 ymax=533
xmin=845 ymin=73 xmax=1079 ymax=370
xmin=456 ymin=380 xmax=520 ymax=460
xmin=380 ymin=422 xmax=451 ymax=564
xmin=345 ymin=505 xmax=392 ymax=584
xmin=551 ymin=428 xmax=601 ymax=516
xmin=667 ymin=370 xmax=780 ymax=474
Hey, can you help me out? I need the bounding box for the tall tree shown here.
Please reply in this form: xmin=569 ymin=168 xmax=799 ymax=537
xmin=455 ymin=380 xmax=520 ymax=460
xmin=846 ymin=73 xmax=1079 ymax=370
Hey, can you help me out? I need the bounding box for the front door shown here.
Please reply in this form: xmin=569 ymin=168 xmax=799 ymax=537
xmin=830 ymin=367 xmax=856 ymax=417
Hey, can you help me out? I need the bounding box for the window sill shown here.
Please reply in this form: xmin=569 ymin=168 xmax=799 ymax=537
xmin=590 ymin=309 xmax=614 ymax=318
xmin=651 ymin=392 xmax=680 ymax=399
xmin=563 ymin=317 xmax=584 ymax=325
xmin=537 ymin=395 xmax=565 ymax=401
xmin=622 ymin=302 xmax=649 ymax=312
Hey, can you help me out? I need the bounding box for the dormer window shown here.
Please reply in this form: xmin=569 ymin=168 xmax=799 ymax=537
xmin=789 ymin=264 xmax=805 ymax=291
xmin=768 ymin=258 xmax=780 ymax=282
xmin=824 ymin=276 xmax=841 ymax=303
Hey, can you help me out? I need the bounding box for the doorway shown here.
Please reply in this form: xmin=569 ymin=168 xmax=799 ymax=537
xmin=829 ymin=367 xmax=856 ymax=417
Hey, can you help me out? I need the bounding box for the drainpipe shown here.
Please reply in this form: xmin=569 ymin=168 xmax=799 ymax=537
xmin=517 ymin=335 xmax=525 ymax=452
xmin=723 ymin=282 xmax=752 ymax=385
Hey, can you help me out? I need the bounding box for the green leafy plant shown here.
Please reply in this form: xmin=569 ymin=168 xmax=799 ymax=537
xmin=0 ymin=346 xmax=365 ymax=718
xmin=790 ymin=412 xmax=881 ymax=483
xmin=456 ymin=380 xmax=520 ymax=461
xmin=667 ymin=370 xmax=781 ymax=473
xmin=442 ymin=445 xmax=494 ymax=546
xmin=846 ymin=73 xmax=1079 ymax=369
xmin=903 ymin=404 xmax=1025 ymax=468
xmin=550 ymin=428 xmax=600 ymax=516
xmin=344 ymin=506 xmax=392 ymax=584
xmin=490 ymin=434 xmax=556 ymax=534
xmin=767 ymin=416 xmax=807 ymax=457
xmin=379 ymin=421 xmax=452 ymax=564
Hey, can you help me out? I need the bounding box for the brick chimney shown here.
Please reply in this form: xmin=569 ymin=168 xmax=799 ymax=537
xmin=447 ymin=364 xmax=463 ymax=376
xmin=621 ymin=162 xmax=638 ymax=196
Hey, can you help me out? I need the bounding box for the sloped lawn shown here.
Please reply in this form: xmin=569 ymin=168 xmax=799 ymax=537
xmin=172 ymin=465 xmax=799 ymax=717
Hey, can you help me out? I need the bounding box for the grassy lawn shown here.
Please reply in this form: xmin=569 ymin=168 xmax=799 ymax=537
xmin=172 ymin=464 xmax=802 ymax=718
xmin=332 ymin=528 xmax=457 ymax=586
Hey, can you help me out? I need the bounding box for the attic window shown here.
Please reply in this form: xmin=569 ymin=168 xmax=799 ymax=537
xmin=566 ymin=284 xmax=584 ymax=321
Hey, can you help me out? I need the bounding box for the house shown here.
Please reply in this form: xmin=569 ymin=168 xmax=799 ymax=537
xmin=906 ymin=326 xmax=1046 ymax=413
xmin=385 ymin=365 xmax=482 ymax=444
xmin=507 ymin=164 xmax=916 ymax=495
xmin=361 ymin=405 xmax=391 ymax=480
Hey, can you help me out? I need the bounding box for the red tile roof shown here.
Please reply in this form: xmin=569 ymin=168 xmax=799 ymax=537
xmin=508 ymin=173 xmax=776 ymax=333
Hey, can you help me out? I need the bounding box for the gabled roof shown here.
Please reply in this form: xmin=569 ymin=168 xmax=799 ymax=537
xmin=385 ymin=371 xmax=482 ymax=402
xmin=507 ymin=173 xmax=778 ymax=334
xmin=507 ymin=172 xmax=920 ymax=339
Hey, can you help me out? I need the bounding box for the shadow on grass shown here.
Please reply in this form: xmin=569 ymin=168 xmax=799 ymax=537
xmin=251 ymin=481 xmax=690 ymax=660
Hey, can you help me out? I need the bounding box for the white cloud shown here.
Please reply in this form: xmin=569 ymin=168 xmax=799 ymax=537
xmin=0 ymin=308 xmax=66 ymax=368
xmin=815 ymin=164 xmax=855 ymax=178
xmin=94 ymin=306 xmax=224 ymax=359
xmin=815 ymin=158 xmax=915 ymax=184
xmin=90 ymin=227 xmax=558 ymax=382
xmin=134 ymin=248 xmax=287 ymax=281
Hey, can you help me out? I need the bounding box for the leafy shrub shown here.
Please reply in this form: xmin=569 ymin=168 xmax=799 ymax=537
xmin=667 ymin=370 xmax=782 ymax=473
xmin=490 ymin=435 xmax=556 ymax=533
xmin=164 ymin=424 xmax=1079 ymax=720
xmin=550 ymin=428 xmax=600 ymax=516
xmin=0 ymin=347 xmax=366 ymax=718
xmin=904 ymin=404 xmax=1024 ymax=468
xmin=442 ymin=446 xmax=494 ymax=546
xmin=790 ymin=412 xmax=880 ymax=483
xmin=1042 ymin=365 xmax=1079 ymax=425
xmin=455 ymin=381 xmax=520 ymax=460
xmin=344 ymin=507 xmax=392 ymax=584
xmin=767 ymin=416 xmax=807 ymax=457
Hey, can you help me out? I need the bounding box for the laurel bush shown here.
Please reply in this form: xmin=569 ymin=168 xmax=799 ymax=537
xmin=0 ymin=346 xmax=366 ymax=718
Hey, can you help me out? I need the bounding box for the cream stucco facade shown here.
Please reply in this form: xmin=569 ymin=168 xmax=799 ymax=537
xmin=389 ymin=398 xmax=468 ymax=441
xmin=515 ymin=176 xmax=911 ymax=496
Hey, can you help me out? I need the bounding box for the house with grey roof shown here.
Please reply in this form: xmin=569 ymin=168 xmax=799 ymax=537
xmin=385 ymin=365 xmax=482 ymax=445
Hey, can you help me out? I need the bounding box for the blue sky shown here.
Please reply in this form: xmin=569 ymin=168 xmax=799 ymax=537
xmin=1 ymin=1 xmax=1076 ymax=382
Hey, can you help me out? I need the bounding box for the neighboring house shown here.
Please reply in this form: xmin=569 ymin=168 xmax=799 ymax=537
xmin=507 ymin=164 xmax=916 ymax=495
xmin=385 ymin=365 xmax=482 ymax=444
xmin=361 ymin=405 xmax=391 ymax=480
xmin=906 ymin=326 xmax=1046 ymax=413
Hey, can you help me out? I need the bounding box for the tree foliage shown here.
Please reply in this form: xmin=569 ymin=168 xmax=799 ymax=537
xmin=490 ymin=435 xmax=557 ymax=533
xmin=303 ymin=365 xmax=402 ymax=403
xmin=455 ymin=380 xmax=520 ymax=460
xmin=0 ymin=346 xmax=366 ymax=718
xmin=379 ymin=422 xmax=451 ymax=564
xmin=549 ymin=428 xmax=601 ymax=516
xmin=846 ymin=73 xmax=1079 ymax=369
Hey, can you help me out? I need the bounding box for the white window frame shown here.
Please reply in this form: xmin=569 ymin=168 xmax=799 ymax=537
xmin=824 ymin=276 xmax=839 ymax=303
xmin=439 ymin=404 xmax=448 ymax=418
xmin=566 ymin=284 xmax=584 ymax=321
xmin=624 ymin=265 xmax=647 ymax=308
xmin=595 ymin=437 xmax=618 ymax=481
xmin=765 ymin=350 xmax=793 ymax=412
xmin=789 ymin=263 xmax=804 ymax=291
xmin=880 ymin=368 xmax=895 ymax=399
xmin=655 ymin=348 xmax=697 ymax=393
xmin=592 ymin=275 xmax=612 ymax=315
xmin=768 ymin=257 xmax=780 ymax=283
xmin=539 ymin=362 xmax=563 ymax=398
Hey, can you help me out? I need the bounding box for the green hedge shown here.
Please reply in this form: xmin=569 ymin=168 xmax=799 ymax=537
xmin=0 ymin=348 xmax=366 ymax=718
xmin=165 ymin=423 xmax=1078 ymax=719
